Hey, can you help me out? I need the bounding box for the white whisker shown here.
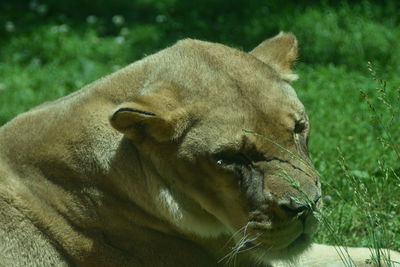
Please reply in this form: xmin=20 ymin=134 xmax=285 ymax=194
xmin=219 ymin=229 xmax=262 ymax=266
xmin=222 ymin=222 xmax=251 ymax=249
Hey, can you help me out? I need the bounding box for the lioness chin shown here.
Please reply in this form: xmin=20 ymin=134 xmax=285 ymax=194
xmin=0 ymin=33 xmax=399 ymax=267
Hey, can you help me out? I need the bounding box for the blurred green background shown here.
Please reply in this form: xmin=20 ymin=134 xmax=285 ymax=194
xmin=1 ymin=0 xmax=399 ymax=251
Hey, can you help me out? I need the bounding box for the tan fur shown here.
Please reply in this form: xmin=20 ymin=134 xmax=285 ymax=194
xmin=0 ymin=33 xmax=399 ymax=266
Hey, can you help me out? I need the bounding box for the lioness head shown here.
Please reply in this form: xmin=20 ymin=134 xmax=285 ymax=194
xmin=109 ymin=33 xmax=321 ymax=263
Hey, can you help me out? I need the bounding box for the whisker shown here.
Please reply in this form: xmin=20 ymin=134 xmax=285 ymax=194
xmin=222 ymin=222 xmax=251 ymax=249
xmin=219 ymin=234 xmax=248 ymax=264
xmin=219 ymin=232 xmax=262 ymax=266
xmin=236 ymin=242 xmax=262 ymax=254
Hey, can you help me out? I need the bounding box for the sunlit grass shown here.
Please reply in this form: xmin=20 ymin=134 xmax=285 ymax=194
xmin=297 ymin=64 xmax=400 ymax=254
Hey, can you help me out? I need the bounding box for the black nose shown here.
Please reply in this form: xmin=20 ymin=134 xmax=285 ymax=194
xmin=280 ymin=195 xmax=321 ymax=215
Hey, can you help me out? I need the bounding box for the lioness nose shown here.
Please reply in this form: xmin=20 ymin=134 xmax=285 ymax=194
xmin=279 ymin=195 xmax=321 ymax=215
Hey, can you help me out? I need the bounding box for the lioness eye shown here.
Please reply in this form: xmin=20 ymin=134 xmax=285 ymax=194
xmin=294 ymin=120 xmax=306 ymax=134
xmin=215 ymin=152 xmax=251 ymax=166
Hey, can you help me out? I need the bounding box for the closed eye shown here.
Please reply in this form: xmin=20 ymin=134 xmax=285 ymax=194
xmin=214 ymin=150 xmax=265 ymax=166
xmin=215 ymin=151 xmax=251 ymax=166
xmin=294 ymin=120 xmax=306 ymax=134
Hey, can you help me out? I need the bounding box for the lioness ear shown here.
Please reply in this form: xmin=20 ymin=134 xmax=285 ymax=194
xmin=250 ymin=32 xmax=298 ymax=82
xmin=109 ymin=93 xmax=189 ymax=142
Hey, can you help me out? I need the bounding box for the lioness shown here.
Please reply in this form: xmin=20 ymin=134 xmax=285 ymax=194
xmin=0 ymin=33 xmax=399 ymax=266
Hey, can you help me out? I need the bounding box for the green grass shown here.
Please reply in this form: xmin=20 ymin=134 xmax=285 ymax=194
xmin=1 ymin=0 xmax=399 ymax=257
xmin=298 ymin=64 xmax=400 ymax=257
